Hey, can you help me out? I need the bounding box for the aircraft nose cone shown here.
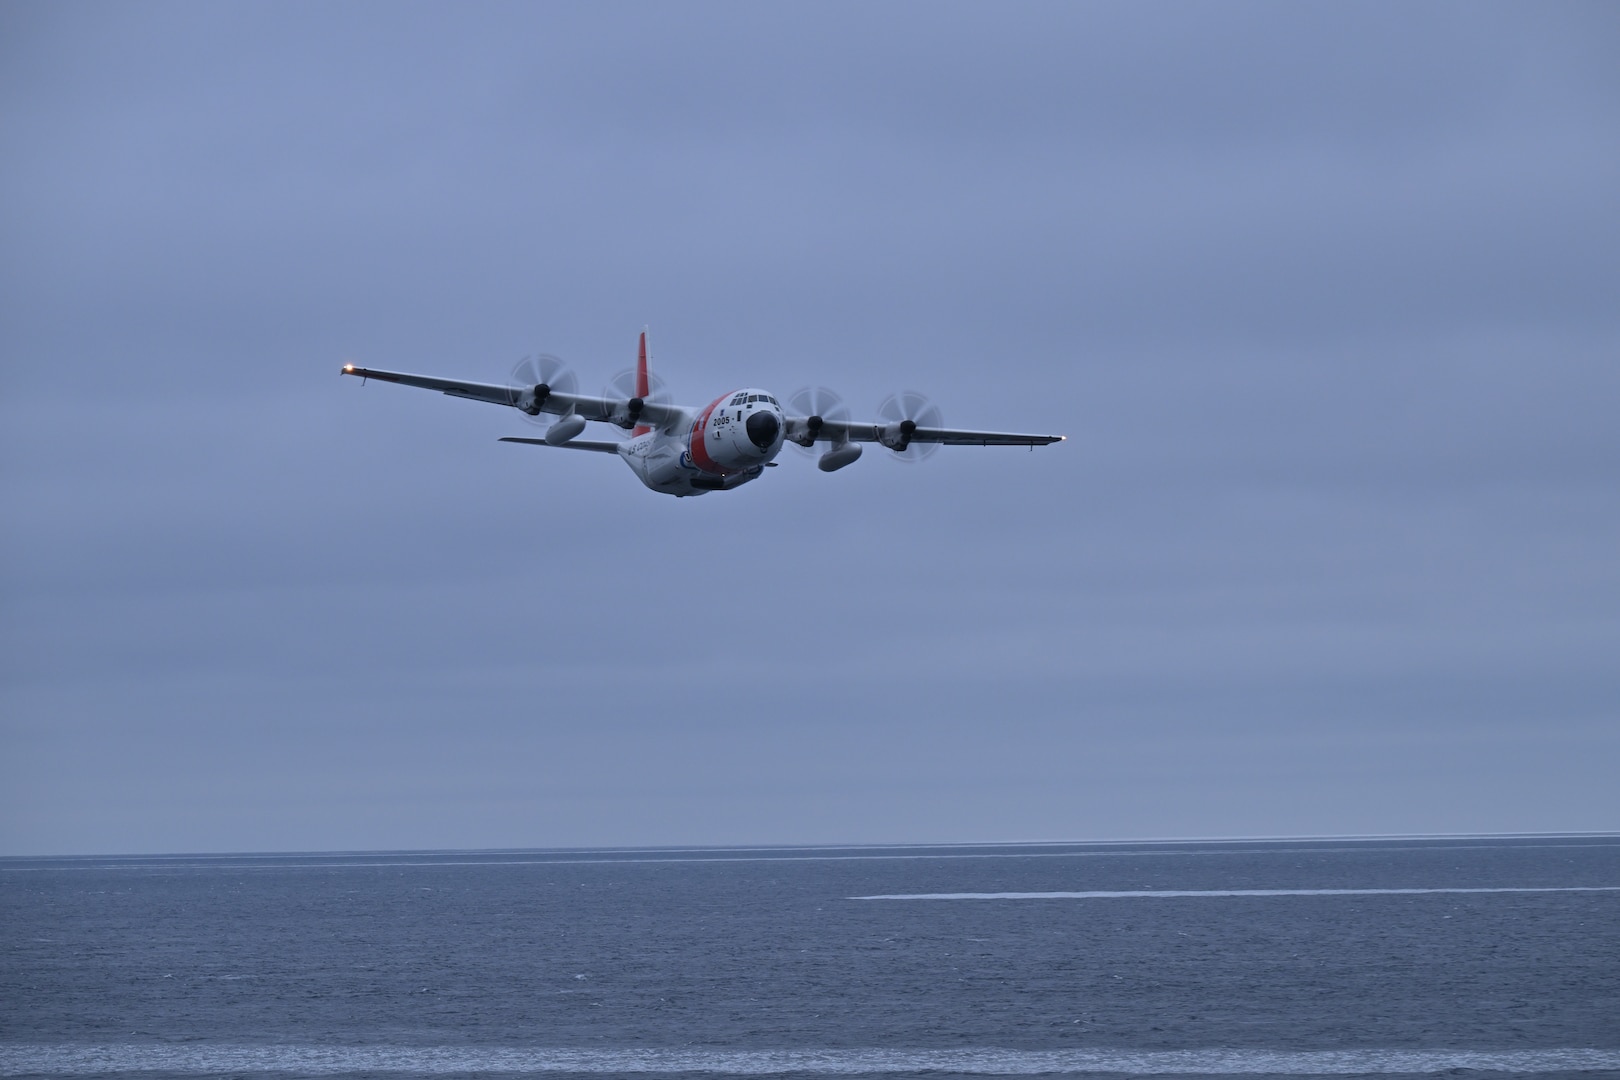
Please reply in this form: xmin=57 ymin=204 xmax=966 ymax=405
xmin=746 ymin=410 xmax=780 ymax=450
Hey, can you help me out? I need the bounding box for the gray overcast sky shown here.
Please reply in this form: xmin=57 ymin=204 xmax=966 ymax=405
xmin=2 ymin=2 xmax=1617 ymax=855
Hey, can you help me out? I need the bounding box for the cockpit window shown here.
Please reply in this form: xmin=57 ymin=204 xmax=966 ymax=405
xmin=747 ymin=395 xmax=759 ymax=403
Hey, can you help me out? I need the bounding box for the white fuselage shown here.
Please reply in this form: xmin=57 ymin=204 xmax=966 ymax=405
xmin=619 ymin=388 xmax=786 ymax=497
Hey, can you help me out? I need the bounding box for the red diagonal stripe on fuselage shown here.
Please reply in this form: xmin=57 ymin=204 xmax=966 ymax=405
xmin=688 ymin=393 xmax=736 ymax=475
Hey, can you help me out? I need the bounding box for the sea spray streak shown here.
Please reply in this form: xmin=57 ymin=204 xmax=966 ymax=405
xmin=4 ymin=1046 xmax=1620 ymax=1075
xmin=851 ymin=886 xmax=1620 ymax=900
xmin=7 ymin=839 xmax=1615 ymax=1062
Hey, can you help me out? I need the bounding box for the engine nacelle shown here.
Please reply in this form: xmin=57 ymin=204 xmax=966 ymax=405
xmin=544 ymin=413 xmax=588 ymax=445
xmin=818 ymin=443 xmax=862 ymax=472
xmin=516 ymin=385 xmax=549 ymax=416
xmin=878 ymin=420 xmax=916 ymax=451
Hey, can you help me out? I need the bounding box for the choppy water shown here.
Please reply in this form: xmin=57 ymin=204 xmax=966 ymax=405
xmin=2 ymin=836 xmax=1617 ymax=1078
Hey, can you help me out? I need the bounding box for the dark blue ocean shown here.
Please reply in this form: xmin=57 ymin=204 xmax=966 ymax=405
xmin=2 ymin=836 xmax=1617 ymax=1078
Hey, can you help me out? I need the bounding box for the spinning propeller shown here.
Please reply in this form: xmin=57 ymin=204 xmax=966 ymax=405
xmin=505 ymin=355 xmax=578 ymax=428
xmin=876 ymin=391 xmax=944 ymax=462
xmin=603 ymin=368 xmax=673 ymax=430
xmin=787 ymin=386 xmax=850 ymax=452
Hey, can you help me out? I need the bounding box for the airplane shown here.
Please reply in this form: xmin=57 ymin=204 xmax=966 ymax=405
xmin=341 ymin=332 xmax=1064 ymax=498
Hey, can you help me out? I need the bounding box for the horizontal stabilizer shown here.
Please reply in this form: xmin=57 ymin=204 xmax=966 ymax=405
xmin=498 ymin=437 xmax=623 ymax=454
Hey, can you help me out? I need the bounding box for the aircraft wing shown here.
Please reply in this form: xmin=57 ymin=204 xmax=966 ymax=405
xmin=868 ymin=423 xmax=1065 ymax=447
xmin=784 ymin=416 xmax=1064 ymax=448
xmin=340 ymin=365 xmax=689 ymax=430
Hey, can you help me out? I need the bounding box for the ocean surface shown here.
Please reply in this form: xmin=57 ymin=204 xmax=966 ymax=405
xmin=2 ymin=836 xmax=1617 ymax=1078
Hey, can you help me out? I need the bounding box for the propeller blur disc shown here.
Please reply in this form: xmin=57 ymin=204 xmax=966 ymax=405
xmin=603 ymin=369 xmax=672 ymax=430
xmin=786 ymin=386 xmax=850 ymax=454
xmin=506 ymin=354 xmax=578 ymax=428
xmin=876 ymin=390 xmax=944 ymax=462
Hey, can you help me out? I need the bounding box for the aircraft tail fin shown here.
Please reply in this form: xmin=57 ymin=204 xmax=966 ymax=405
xmin=632 ymin=329 xmax=652 ymax=437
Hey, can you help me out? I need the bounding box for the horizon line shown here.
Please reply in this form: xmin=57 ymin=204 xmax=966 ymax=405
xmin=4 ymin=829 xmax=1617 ymax=863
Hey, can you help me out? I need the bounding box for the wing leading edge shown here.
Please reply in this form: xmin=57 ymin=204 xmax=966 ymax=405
xmin=342 ymin=364 xmax=1064 ymax=450
xmin=339 ymin=364 xmax=689 ymax=430
xmin=783 ymin=416 xmax=1064 ymax=448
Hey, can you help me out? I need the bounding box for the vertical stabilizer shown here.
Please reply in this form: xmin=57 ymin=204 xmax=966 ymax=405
xmin=633 ymin=329 xmax=652 ymax=437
